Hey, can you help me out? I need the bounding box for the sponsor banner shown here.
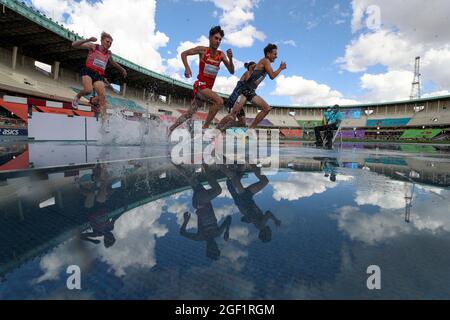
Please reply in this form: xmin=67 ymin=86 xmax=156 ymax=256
xmin=0 ymin=128 xmax=28 ymax=136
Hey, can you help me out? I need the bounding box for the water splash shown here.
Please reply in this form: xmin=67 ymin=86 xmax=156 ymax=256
xmin=96 ymin=111 xmax=171 ymax=146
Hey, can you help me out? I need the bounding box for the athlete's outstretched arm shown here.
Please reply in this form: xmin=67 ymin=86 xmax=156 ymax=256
xmin=180 ymin=212 xmax=202 ymax=241
xmin=222 ymin=49 xmax=235 ymax=75
xmin=72 ymin=37 xmax=97 ymax=50
xmin=109 ymin=56 xmax=127 ymax=78
xmin=181 ymin=46 xmax=206 ymax=78
xmin=263 ymin=59 xmax=287 ymax=80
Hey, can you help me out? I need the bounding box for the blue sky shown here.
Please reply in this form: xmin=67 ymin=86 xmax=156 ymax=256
xmin=157 ymin=0 xmax=357 ymax=105
xmin=26 ymin=0 xmax=450 ymax=106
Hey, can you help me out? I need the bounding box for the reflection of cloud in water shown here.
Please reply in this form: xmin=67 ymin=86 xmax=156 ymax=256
xmin=279 ymin=233 xmax=450 ymax=299
xmin=167 ymin=201 xmax=190 ymax=216
xmin=221 ymin=244 xmax=248 ymax=271
xmin=169 ymin=189 xmax=192 ymax=200
xmin=272 ymin=172 xmax=353 ymax=201
xmin=218 ymin=181 xmax=232 ymax=199
xmin=33 ymin=240 xmax=93 ymax=284
xmin=334 ymin=206 xmax=409 ymax=244
xmin=355 ymin=179 xmax=406 ymax=209
xmin=354 ymin=175 xmax=446 ymax=210
xmin=335 ymin=185 xmax=450 ymax=244
xmin=97 ymin=200 xmax=168 ymax=277
xmin=35 ymin=199 xmax=168 ymax=282
xmin=215 ymin=205 xmax=237 ymax=220
xmin=229 ymin=226 xmax=253 ymax=246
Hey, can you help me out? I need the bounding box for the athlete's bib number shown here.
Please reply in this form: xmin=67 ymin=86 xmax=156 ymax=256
xmin=93 ymin=59 xmax=107 ymax=70
xmin=204 ymin=64 xmax=219 ymax=77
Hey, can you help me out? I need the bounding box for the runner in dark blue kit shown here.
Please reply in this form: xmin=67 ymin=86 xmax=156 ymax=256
xmin=221 ymin=164 xmax=281 ymax=242
xmin=218 ymin=43 xmax=286 ymax=130
xmin=217 ymin=61 xmax=256 ymax=131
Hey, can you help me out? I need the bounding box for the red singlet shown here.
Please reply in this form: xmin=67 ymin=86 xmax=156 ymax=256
xmin=85 ymin=44 xmax=111 ymax=76
xmin=193 ymin=48 xmax=222 ymax=96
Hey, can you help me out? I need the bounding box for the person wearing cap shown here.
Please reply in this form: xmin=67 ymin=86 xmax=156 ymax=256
xmin=314 ymin=104 xmax=344 ymax=149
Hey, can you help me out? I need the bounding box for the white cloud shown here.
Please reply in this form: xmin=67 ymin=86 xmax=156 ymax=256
xmin=167 ymin=202 xmax=190 ymax=216
xmin=31 ymin=0 xmax=71 ymax=21
xmin=33 ymin=240 xmax=87 ymax=284
xmin=272 ymin=172 xmax=353 ymax=201
xmin=34 ymin=200 xmax=168 ymax=282
xmin=421 ymin=47 xmax=450 ymax=89
xmin=282 ymin=40 xmax=297 ymax=47
xmin=209 ymin=0 xmax=266 ymax=48
xmin=214 ymin=205 xmax=236 ymax=220
xmin=351 ymin=0 xmax=450 ymax=45
xmin=229 ymin=226 xmax=252 ymax=245
xmin=167 ymin=36 xmax=209 ymax=73
xmin=355 ymin=179 xmax=406 ymax=209
xmin=359 ymin=70 xmax=413 ymax=102
xmin=224 ymin=25 xmax=266 ymax=48
xmin=30 ymin=0 xmax=169 ymax=73
xmin=96 ymin=200 xmax=168 ymax=277
xmin=221 ymin=243 xmax=248 ymax=270
xmin=422 ymin=90 xmax=450 ymax=99
xmin=336 ymin=30 xmax=423 ymax=73
xmin=333 ymin=206 xmax=409 ymax=245
xmin=213 ymin=75 xmax=241 ymax=94
xmin=339 ymin=0 xmax=450 ymax=101
xmin=335 ymin=186 xmax=450 ymax=244
xmin=272 ymin=75 xmax=359 ymax=106
xmin=334 ymin=175 xmax=450 ymax=245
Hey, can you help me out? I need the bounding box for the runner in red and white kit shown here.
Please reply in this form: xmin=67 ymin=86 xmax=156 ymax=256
xmin=71 ymin=32 xmax=127 ymax=125
xmin=168 ymin=26 xmax=235 ymax=136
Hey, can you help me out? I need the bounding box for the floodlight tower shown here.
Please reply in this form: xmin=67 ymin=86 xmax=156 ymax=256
xmin=410 ymin=56 xmax=421 ymax=100
xmin=404 ymin=180 xmax=416 ymax=223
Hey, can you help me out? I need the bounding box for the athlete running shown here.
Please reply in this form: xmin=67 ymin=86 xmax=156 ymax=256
xmin=218 ymin=43 xmax=286 ymax=130
xmin=216 ymin=61 xmax=256 ymax=131
xmin=71 ymin=32 xmax=127 ymax=124
xmin=168 ymin=26 xmax=235 ymax=136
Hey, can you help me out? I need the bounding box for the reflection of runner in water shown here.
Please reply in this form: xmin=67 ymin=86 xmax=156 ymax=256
xmin=315 ymin=157 xmax=340 ymax=182
xmin=80 ymin=206 xmax=119 ymax=248
xmin=177 ymin=164 xmax=231 ymax=260
xmin=77 ymin=164 xmax=118 ymax=248
xmin=222 ymin=164 xmax=281 ymax=242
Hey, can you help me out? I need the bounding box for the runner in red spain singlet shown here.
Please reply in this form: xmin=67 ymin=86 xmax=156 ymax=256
xmin=168 ymin=26 xmax=235 ymax=136
xmin=193 ymin=47 xmax=223 ymax=96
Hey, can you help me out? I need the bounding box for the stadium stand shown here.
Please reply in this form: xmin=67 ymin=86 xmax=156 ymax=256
xmin=366 ymin=118 xmax=412 ymax=127
xmin=401 ymin=129 xmax=442 ymax=140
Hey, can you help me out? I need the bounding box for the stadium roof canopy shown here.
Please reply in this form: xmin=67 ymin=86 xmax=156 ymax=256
xmin=1 ymin=0 xmax=449 ymax=109
xmin=0 ymin=0 xmax=204 ymax=99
